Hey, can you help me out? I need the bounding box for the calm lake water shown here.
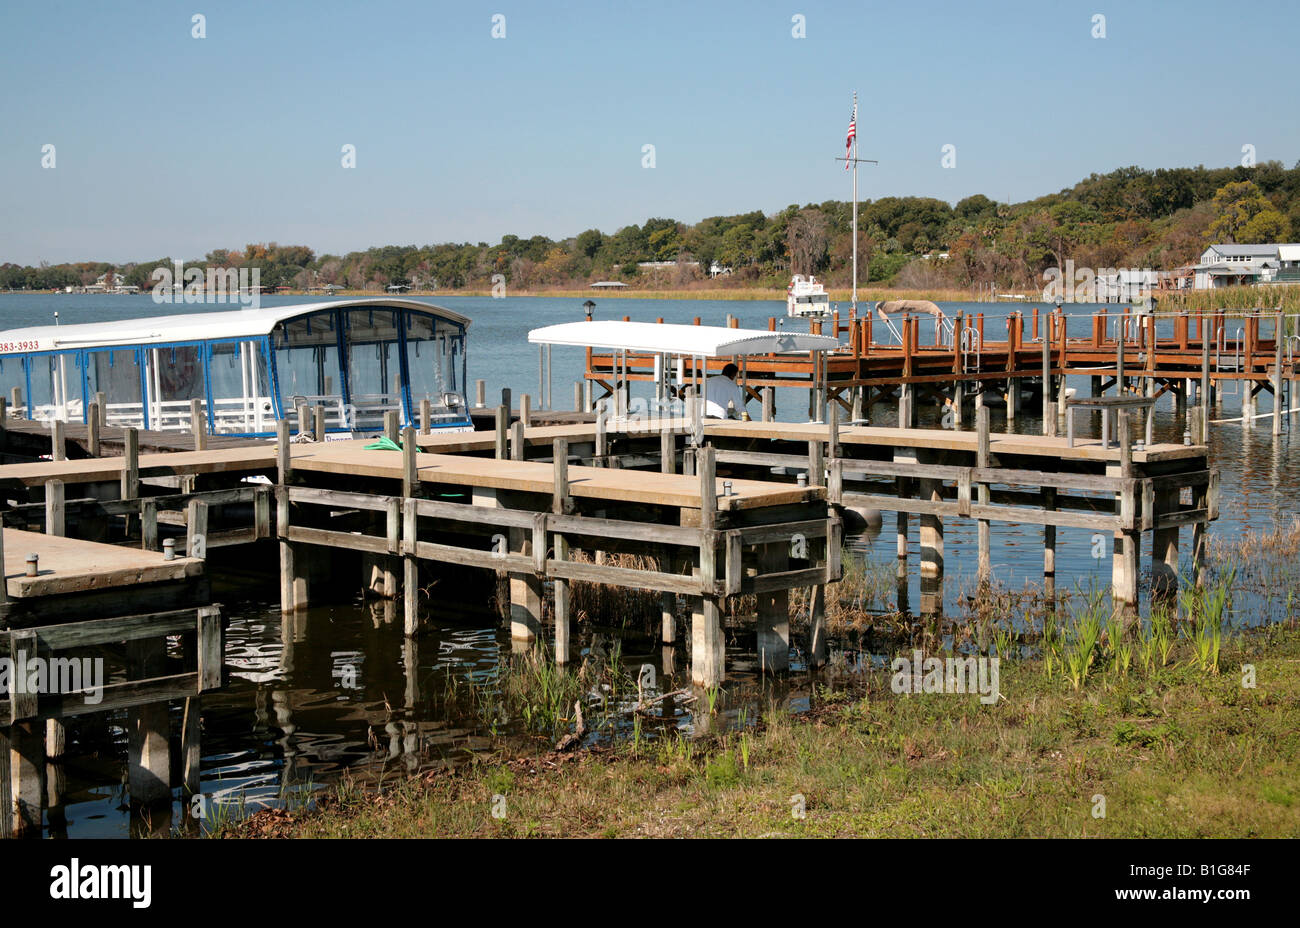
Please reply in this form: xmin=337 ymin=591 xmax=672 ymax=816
xmin=1 ymin=292 xmax=1295 ymax=837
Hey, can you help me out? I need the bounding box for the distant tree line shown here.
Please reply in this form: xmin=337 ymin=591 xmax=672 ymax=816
xmin=4 ymin=161 xmax=1298 ymax=293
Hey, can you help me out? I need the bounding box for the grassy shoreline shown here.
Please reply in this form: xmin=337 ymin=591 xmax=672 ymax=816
xmin=224 ymin=623 xmax=1300 ymax=839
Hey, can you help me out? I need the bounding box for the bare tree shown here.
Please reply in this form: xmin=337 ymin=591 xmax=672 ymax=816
xmin=786 ymin=208 xmax=830 ymax=276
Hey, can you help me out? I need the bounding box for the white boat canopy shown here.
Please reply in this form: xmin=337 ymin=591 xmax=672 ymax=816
xmin=0 ymin=298 xmax=470 ymax=353
xmin=527 ymin=320 xmax=838 ymax=357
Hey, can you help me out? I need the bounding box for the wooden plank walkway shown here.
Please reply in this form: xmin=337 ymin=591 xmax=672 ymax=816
xmin=2 ymin=528 xmax=201 ymax=599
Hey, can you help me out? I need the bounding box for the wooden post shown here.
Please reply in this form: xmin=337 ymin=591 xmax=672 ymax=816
xmin=1042 ymin=485 xmax=1057 ymax=588
xmin=187 ymin=499 xmax=208 ymax=559
xmin=1274 ymin=311 xmax=1284 ymax=437
xmin=691 ymin=445 xmax=723 ymax=687
xmin=510 ymin=420 xmax=525 ymax=461
xmin=121 ymin=427 xmax=139 ymax=501
xmin=1151 ymin=487 xmax=1179 ymax=603
xmin=508 ymin=524 xmax=543 ymax=642
xmin=95 ymin=391 xmax=107 ymax=429
xmin=0 ymin=726 xmax=11 ymax=838
xmin=495 ymin=404 xmax=508 ymax=459
xmin=552 ymin=438 xmax=571 ymax=663
xmin=8 ymin=719 xmax=43 ymax=836
xmin=190 ymin=398 xmax=207 ymax=450
xmin=1041 ymin=326 xmax=1052 ymax=435
xmin=520 ymin=392 xmax=531 ymax=427
xmin=756 ymin=543 xmax=789 ymax=674
xmin=761 ymin=386 xmax=774 ymax=422
xmin=475 ymin=379 xmax=486 ymax=408
xmin=11 ymin=386 xmax=21 ymax=418
xmin=1192 ymin=473 xmax=1213 ymax=586
xmin=574 ymin=381 xmax=583 ymax=413
xmin=397 ymin=428 xmax=418 ymax=629
xmin=51 ymin=418 xmax=65 ymax=462
xmin=182 ymin=695 xmax=201 ymax=796
xmin=141 ymin=499 xmax=158 ymax=551
xmin=419 ymin=398 xmax=431 ymax=435
xmin=1200 ymin=333 xmax=1211 ymax=444
xmin=660 ymin=427 xmax=675 ymax=474
xmin=401 ymin=426 xmax=419 ymax=498
xmin=1116 ymin=332 xmax=1126 ymax=395
xmin=383 ymin=410 xmax=399 ymax=442
xmin=976 ymin=405 xmax=991 ymax=584
xmin=1112 ymin=411 xmax=1138 ymax=617
xmin=0 ymin=522 xmax=7 ymax=608
xmin=403 ymin=498 xmax=420 ymax=636
xmin=808 ymin=520 xmax=830 ymax=668
xmin=595 ymin=398 xmax=608 ymax=464
xmin=87 ymin=401 xmax=101 ymax=456
xmin=44 ymin=479 xmax=65 ymax=537
xmin=126 ymin=637 xmax=170 ymax=808
xmin=0 ymin=396 xmax=6 ymax=426
xmin=276 ymin=420 xmax=299 ymax=613
xmin=314 ymin=404 xmax=326 ymax=442
xmin=276 ymin=418 xmax=291 ymax=483
xmin=919 ymin=475 xmax=944 ymax=581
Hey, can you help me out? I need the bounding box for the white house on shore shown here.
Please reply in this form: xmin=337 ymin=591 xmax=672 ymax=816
xmin=1191 ymin=243 xmax=1300 ymax=289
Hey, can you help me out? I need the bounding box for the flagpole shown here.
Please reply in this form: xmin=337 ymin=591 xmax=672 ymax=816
xmin=851 ymin=91 xmax=858 ymax=317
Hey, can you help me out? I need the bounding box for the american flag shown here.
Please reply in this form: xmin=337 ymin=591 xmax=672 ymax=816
xmin=844 ymin=100 xmax=857 ymax=170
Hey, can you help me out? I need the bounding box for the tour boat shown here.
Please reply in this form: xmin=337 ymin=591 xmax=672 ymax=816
xmin=786 ymin=275 xmax=831 ymax=318
xmin=0 ymin=298 xmax=472 ymax=437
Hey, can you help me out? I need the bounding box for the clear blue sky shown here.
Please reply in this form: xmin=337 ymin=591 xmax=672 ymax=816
xmin=1 ymin=0 xmax=1294 ymax=265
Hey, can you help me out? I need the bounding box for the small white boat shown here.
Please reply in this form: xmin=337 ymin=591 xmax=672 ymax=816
xmin=787 ymin=275 xmax=830 ymax=318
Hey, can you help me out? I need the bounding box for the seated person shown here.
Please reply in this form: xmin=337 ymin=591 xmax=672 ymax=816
xmin=703 ymin=363 xmax=747 ymax=419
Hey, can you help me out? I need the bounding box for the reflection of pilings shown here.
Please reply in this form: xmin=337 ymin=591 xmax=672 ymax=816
xmin=45 ymin=754 xmax=67 ymax=840
xmin=126 ymin=637 xmax=170 ymax=810
xmin=6 ymin=721 xmax=43 ymax=837
xmin=919 ymin=574 xmax=943 ymax=621
xmin=895 ymin=560 xmax=910 ymax=618
xmin=272 ymin=688 xmax=298 ymax=787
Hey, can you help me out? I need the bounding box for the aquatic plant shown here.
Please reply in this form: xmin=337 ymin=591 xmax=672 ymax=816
xmin=1061 ymin=587 xmax=1108 ymax=690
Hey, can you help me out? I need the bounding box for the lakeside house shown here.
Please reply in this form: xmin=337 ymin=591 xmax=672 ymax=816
xmin=590 ymin=280 xmax=629 ymax=289
xmin=1191 ymin=243 xmax=1300 ymax=289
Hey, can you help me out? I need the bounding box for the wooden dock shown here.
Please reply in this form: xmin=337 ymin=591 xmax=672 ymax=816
xmin=586 ymin=308 xmax=1297 ymax=435
xmin=0 ymin=526 xmax=220 ymax=838
xmin=0 ymin=400 xmax=1217 ymax=836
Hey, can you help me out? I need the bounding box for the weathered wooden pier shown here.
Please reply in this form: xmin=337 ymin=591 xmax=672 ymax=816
xmin=586 ymin=307 xmax=1297 ymax=435
xmin=1 ymin=389 xmax=1216 ymax=835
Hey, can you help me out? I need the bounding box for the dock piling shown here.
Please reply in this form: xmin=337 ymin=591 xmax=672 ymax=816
xmin=121 ymin=428 xmax=139 ymax=501
xmin=552 ymin=438 xmax=571 ymax=663
xmin=976 ymin=406 xmax=991 ymax=584
xmin=190 ymin=399 xmax=207 ymax=451
xmin=51 ymin=419 xmax=65 ymax=462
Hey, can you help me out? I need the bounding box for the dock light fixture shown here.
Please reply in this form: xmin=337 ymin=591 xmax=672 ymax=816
xmin=162 ymin=538 xmax=176 ymax=561
xmin=583 ymin=300 xmax=595 ymax=321
xmin=723 ymin=480 xmax=733 ymax=497
xmin=26 ymin=553 xmax=38 ymax=576
xmin=1184 ymin=429 xmax=1192 ymax=446
xmin=797 ymin=472 xmax=808 ymax=487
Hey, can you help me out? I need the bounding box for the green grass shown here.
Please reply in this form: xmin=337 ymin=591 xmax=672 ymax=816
xmin=223 ymin=625 xmax=1300 ymax=839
